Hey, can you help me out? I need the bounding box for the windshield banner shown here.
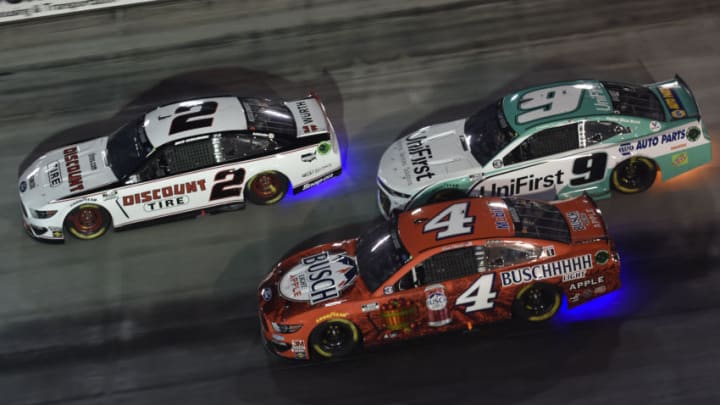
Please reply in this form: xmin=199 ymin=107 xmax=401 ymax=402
xmin=0 ymin=0 xmax=159 ymax=24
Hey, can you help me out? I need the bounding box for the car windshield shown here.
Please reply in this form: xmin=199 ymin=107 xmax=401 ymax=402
xmin=240 ymin=98 xmax=297 ymax=142
xmin=503 ymin=198 xmax=571 ymax=244
xmin=356 ymin=219 xmax=411 ymax=292
xmin=465 ymin=101 xmax=516 ymax=166
xmin=106 ymin=119 xmax=154 ymax=179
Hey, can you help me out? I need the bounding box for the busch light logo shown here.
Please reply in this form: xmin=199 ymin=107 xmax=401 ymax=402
xmin=426 ymin=291 xmax=448 ymax=310
xmin=619 ymin=142 xmax=634 ymax=156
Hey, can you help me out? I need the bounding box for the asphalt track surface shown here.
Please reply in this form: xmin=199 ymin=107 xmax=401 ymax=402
xmin=1 ymin=1 xmax=720 ymax=404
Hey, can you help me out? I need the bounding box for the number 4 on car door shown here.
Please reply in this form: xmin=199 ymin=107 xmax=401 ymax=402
xmin=456 ymin=274 xmax=497 ymax=312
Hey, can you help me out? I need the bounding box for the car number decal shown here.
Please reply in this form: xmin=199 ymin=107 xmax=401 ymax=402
xmin=516 ymin=85 xmax=583 ymax=124
xmin=209 ymin=168 xmax=245 ymax=201
xmin=422 ymin=202 xmax=474 ymax=240
xmin=569 ymin=152 xmax=608 ymax=186
xmin=169 ymin=101 xmax=218 ymax=135
xmin=456 ymin=273 xmax=497 ymax=312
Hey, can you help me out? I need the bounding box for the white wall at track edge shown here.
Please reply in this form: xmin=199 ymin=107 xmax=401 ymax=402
xmin=0 ymin=0 xmax=160 ymax=24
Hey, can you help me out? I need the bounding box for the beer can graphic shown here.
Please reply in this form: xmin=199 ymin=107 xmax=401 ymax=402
xmin=425 ymin=284 xmax=452 ymax=327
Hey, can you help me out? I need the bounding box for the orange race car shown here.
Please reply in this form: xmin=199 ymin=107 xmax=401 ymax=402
xmin=258 ymin=195 xmax=620 ymax=360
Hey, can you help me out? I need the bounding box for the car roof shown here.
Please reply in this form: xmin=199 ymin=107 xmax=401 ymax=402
xmin=396 ymin=197 xmax=517 ymax=257
xmin=143 ymin=96 xmax=249 ymax=148
xmin=502 ymin=80 xmax=615 ymax=134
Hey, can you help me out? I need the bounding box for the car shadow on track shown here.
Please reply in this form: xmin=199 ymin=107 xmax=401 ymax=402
xmin=392 ymin=57 xmax=657 ymax=141
xmin=18 ymin=67 xmax=348 ymax=177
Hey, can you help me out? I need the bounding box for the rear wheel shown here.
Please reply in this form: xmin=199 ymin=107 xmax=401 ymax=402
xmin=244 ymin=171 xmax=289 ymax=205
xmin=512 ymin=283 xmax=561 ymax=322
xmin=309 ymin=319 xmax=360 ymax=359
xmin=611 ymin=157 xmax=657 ymax=194
xmin=65 ymin=204 xmax=111 ymax=240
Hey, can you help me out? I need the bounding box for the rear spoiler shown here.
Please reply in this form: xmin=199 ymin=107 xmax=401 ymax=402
xmin=285 ymin=94 xmax=332 ymax=138
xmin=649 ymin=74 xmax=700 ymax=121
xmin=553 ymin=193 xmax=609 ymax=244
xmin=675 ymin=74 xmax=701 ymax=119
xmin=582 ymin=192 xmax=609 ymax=238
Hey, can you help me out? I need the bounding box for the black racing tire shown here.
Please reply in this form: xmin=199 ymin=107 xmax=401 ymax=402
xmin=427 ymin=188 xmax=467 ymax=204
xmin=611 ymin=157 xmax=657 ymax=194
xmin=244 ymin=171 xmax=289 ymax=205
xmin=64 ymin=204 xmax=112 ymax=240
xmin=309 ymin=319 xmax=361 ymax=359
xmin=512 ymin=283 xmax=561 ymax=322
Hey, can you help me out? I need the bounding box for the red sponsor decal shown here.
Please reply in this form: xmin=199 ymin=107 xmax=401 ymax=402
xmin=303 ymin=124 xmax=319 ymax=134
xmin=122 ymin=180 xmax=207 ymax=206
xmin=64 ymin=147 xmax=84 ymax=192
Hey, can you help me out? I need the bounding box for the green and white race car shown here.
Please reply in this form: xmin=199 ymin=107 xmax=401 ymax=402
xmin=377 ymin=75 xmax=711 ymax=217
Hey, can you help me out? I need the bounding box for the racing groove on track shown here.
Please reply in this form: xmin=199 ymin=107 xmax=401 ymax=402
xmin=0 ymin=0 xmax=719 ymax=404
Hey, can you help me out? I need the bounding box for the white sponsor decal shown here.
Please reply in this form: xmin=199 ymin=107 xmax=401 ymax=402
xmin=568 ymin=275 xmax=605 ymax=291
xmin=562 ymin=269 xmax=587 ymax=282
xmin=0 ymin=0 xmax=159 ymax=24
xmin=47 ymin=161 xmax=62 ymax=187
xmin=143 ymin=195 xmax=190 ymax=212
xmin=278 ymin=252 xmax=358 ymax=305
xmin=543 ymin=245 xmax=556 ymax=257
xmin=500 ymin=254 xmax=593 ymax=286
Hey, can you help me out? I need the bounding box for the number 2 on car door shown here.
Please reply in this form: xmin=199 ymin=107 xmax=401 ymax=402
xmin=209 ymin=169 xmax=245 ymax=201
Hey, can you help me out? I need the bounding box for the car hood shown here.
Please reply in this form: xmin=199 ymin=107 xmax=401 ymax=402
xmin=277 ymin=250 xmax=359 ymax=306
xmin=377 ymin=119 xmax=480 ymax=196
xmin=18 ymin=137 xmax=118 ymax=206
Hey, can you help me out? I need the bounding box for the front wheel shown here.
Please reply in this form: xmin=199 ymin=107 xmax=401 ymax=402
xmin=309 ymin=319 xmax=360 ymax=359
xmin=611 ymin=157 xmax=657 ymax=194
xmin=512 ymin=283 xmax=561 ymax=322
xmin=65 ymin=204 xmax=112 ymax=240
xmin=244 ymin=171 xmax=289 ymax=205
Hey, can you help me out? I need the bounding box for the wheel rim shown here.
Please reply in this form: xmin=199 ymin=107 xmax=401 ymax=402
xmin=523 ymin=287 xmax=552 ymax=315
xmin=68 ymin=207 xmax=103 ymax=235
xmin=518 ymin=285 xmax=560 ymax=322
xmin=252 ymin=173 xmax=280 ymax=199
xmin=319 ymin=323 xmax=350 ymax=353
xmin=614 ymin=158 xmax=655 ymax=192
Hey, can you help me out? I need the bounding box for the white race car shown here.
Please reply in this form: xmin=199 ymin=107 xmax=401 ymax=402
xmin=18 ymin=95 xmax=341 ymax=241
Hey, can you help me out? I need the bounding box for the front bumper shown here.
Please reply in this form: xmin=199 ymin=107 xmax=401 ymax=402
xmin=20 ymin=204 xmax=64 ymax=242
xmin=259 ymin=311 xmax=310 ymax=360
